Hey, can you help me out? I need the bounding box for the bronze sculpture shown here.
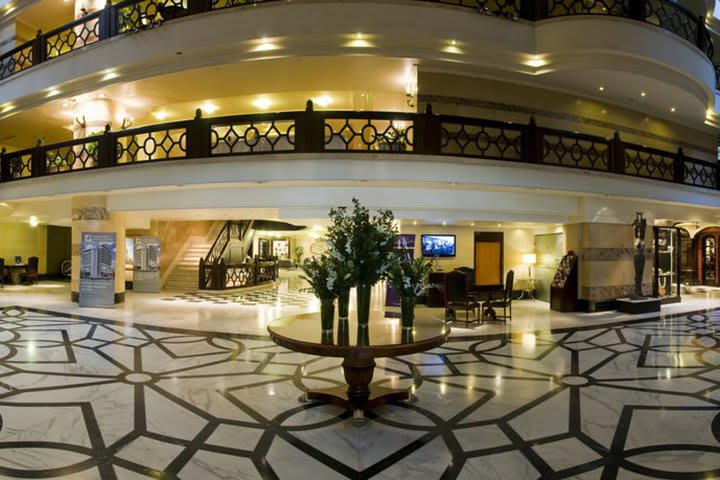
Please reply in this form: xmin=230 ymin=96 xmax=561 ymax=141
xmin=632 ymin=212 xmax=647 ymax=299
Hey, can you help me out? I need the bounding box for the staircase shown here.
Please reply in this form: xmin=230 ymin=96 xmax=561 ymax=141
xmin=162 ymin=222 xmax=224 ymax=292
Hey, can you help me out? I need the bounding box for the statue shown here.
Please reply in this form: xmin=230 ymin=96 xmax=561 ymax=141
xmin=632 ymin=212 xmax=647 ymax=299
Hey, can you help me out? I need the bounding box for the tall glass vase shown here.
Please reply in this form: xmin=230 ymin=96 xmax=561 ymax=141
xmin=400 ymin=295 xmax=415 ymax=329
xmin=356 ymin=283 xmax=372 ymax=326
xmin=320 ymin=297 xmax=335 ymax=332
xmin=338 ymin=288 xmax=350 ymax=322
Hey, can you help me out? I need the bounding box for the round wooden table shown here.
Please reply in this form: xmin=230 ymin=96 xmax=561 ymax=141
xmin=268 ymin=312 xmax=450 ymax=423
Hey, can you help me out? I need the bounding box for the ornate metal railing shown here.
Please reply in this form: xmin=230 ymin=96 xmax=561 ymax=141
xmin=1 ymin=103 xmax=717 ymax=193
xmin=222 ymin=260 xmax=278 ymax=289
xmin=199 ymin=220 xmax=254 ymax=289
xmin=0 ymin=0 xmax=715 ymax=85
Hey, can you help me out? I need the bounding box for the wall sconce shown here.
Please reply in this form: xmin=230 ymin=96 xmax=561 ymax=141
xmin=405 ymin=64 xmax=418 ymax=108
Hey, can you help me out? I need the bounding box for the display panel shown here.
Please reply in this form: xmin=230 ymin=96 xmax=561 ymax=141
xmin=421 ymin=234 xmax=456 ymax=257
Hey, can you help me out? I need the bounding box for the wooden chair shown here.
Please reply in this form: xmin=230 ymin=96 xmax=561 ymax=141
xmin=21 ymin=256 xmax=39 ymax=285
xmin=483 ymin=270 xmax=514 ymax=324
xmin=0 ymin=257 xmax=4 ymax=290
xmin=445 ymin=270 xmax=480 ymax=327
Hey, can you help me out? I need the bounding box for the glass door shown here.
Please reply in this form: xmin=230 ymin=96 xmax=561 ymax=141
xmin=703 ymin=236 xmax=717 ymax=286
xmin=654 ymin=227 xmax=680 ymax=303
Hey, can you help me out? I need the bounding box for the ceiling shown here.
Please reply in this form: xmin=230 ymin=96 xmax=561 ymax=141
xmin=0 ymin=56 xmax=415 ymax=149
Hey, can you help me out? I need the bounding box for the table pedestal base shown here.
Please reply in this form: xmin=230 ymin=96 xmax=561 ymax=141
xmin=304 ymin=356 xmax=410 ymax=424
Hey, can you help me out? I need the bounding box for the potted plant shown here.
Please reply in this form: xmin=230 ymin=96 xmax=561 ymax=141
xmin=327 ymin=198 xmax=397 ymax=325
xmin=387 ymin=256 xmax=434 ymax=329
xmin=300 ymin=255 xmax=338 ymax=332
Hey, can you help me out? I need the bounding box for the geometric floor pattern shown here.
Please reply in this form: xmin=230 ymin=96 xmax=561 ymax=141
xmin=0 ymin=306 xmax=719 ymax=479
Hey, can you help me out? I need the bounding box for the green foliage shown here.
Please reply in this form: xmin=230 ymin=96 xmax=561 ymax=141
xmin=387 ymin=256 xmax=434 ymax=297
xmin=300 ymin=255 xmax=337 ymax=300
xmin=327 ymin=198 xmax=398 ymax=287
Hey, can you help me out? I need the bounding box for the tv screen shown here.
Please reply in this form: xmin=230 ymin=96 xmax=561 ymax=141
xmin=421 ymin=235 xmax=456 ymax=257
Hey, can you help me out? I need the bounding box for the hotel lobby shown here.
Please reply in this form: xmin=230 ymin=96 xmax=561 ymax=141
xmin=2 ymin=0 xmax=720 ymax=477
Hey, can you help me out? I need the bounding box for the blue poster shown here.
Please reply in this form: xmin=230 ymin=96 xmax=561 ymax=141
xmin=79 ymin=232 xmax=116 ymax=308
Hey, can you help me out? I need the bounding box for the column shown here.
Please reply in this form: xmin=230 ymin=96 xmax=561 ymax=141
xmin=71 ymin=196 xmax=126 ymax=304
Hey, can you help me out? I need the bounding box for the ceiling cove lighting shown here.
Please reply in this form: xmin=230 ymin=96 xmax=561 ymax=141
xmin=251 ymin=37 xmax=279 ymax=52
xmin=346 ymin=33 xmax=372 ymax=48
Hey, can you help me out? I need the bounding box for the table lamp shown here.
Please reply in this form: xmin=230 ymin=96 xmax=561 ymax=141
xmin=522 ymin=253 xmax=536 ymax=278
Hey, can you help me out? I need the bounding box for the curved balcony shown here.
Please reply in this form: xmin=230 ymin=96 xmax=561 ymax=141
xmin=0 ymin=102 xmax=716 ymax=196
xmin=0 ymin=0 xmax=716 ymax=86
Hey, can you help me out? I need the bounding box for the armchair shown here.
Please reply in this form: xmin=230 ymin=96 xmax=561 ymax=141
xmin=0 ymin=257 xmax=4 ymax=289
xmin=445 ymin=270 xmax=480 ymax=327
xmin=483 ymin=269 xmax=514 ymax=323
xmin=21 ymin=256 xmax=39 ymax=285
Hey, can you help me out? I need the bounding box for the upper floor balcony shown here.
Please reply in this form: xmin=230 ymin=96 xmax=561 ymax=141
xmin=0 ymin=101 xmax=716 ymax=205
xmin=0 ymin=0 xmax=716 ymax=129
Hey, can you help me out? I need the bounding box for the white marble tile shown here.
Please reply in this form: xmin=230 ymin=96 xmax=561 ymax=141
xmin=625 ymin=408 xmax=720 ymax=450
xmin=457 ymin=450 xmax=539 ymax=480
xmin=178 ymin=450 xmax=260 ymax=479
xmin=0 ymin=405 xmax=90 ymax=447
xmin=508 ymin=389 xmax=569 ymax=441
xmin=452 ymin=424 xmax=512 ymax=451
xmin=205 ymin=424 xmax=265 ymax=451
xmin=144 ymin=387 xmax=207 ymax=441
xmin=266 ymin=436 xmax=348 ymax=480
xmin=0 ymin=447 xmax=90 ymax=471
xmin=532 ymin=437 xmax=601 ymax=471
xmin=371 ymin=436 xmax=451 ymax=479
xmin=114 ymin=436 xmax=185 ymax=471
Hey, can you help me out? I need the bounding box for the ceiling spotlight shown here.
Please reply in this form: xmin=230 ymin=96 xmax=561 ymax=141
xmin=200 ymin=102 xmax=219 ymax=114
xmin=313 ymin=95 xmax=332 ymax=108
xmin=670 ymin=107 xmax=676 ymax=112
xmin=641 ymin=91 xmax=646 ymax=97
xmin=253 ymin=98 xmax=272 ymax=110
xmin=598 ymin=86 xmax=605 ymax=91
xmin=442 ymin=221 xmax=447 ymax=226
xmin=152 ymin=110 xmax=168 ymax=120
xmin=29 ymin=216 xmax=39 ymax=227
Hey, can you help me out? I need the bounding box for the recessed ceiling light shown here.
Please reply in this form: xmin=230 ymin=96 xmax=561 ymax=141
xmin=313 ymin=95 xmax=332 ymax=108
xmin=442 ymin=221 xmax=447 ymax=226
xmin=152 ymin=110 xmax=168 ymax=120
xmin=598 ymin=86 xmax=605 ymax=91
xmin=413 ymin=220 xmax=417 ymax=225
xmin=98 ymin=93 xmax=107 ymax=99
xmin=497 ymin=223 xmax=502 ymax=227
xmin=356 ymin=32 xmax=363 ymax=39
xmin=253 ymin=98 xmax=272 ymax=110
xmin=641 ymin=92 xmax=646 ymax=97
xmin=450 ymin=39 xmax=457 ymax=45
xmin=29 ymin=216 xmax=39 ymax=227
xmin=670 ymin=107 xmax=676 ymax=112
xmin=46 ymin=88 xmax=60 ymax=97
xmin=61 ymin=102 xmax=69 ymax=108
xmin=200 ymin=102 xmax=219 ymax=114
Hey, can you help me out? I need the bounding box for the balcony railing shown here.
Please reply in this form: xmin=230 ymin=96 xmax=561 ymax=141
xmin=1 ymin=102 xmax=717 ymax=192
xmin=0 ymin=0 xmax=716 ymax=86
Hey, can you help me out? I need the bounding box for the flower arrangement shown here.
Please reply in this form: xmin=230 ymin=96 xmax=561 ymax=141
xmin=300 ymin=255 xmax=338 ymax=300
xmin=328 ymin=198 xmax=397 ymax=287
xmin=387 ymin=256 xmax=434 ymax=297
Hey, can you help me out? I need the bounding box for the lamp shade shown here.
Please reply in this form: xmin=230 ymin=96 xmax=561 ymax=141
xmin=522 ymin=253 xmax=536 ymax=264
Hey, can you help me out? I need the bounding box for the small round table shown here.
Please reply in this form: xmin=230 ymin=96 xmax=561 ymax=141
xmin=268 ymin=312 xmax=450 ymax=422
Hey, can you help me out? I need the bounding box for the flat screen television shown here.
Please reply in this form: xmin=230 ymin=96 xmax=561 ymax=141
xmin=421 ymin=234 xmax=456 ymax=257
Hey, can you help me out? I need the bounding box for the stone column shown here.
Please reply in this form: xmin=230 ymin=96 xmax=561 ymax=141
xmin=73 ymin=97 xmax=116 ymax=139
xmin=71 ymin=196 xmax=126 ymax=304
xmin=564 ymin=220 xmax=654 ymax=312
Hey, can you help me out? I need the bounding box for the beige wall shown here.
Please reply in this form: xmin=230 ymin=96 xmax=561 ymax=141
xmin=0 ymin=223 xmax=47 ymax=273
xmin=150 ymin=220 xmax=215 ymax=277
xmin=399 ymin=225 xmax=537 ymax=279
xmin=420 ymin=72 xmax=716 ymax=160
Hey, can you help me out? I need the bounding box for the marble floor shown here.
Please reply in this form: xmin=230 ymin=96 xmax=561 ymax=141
xmin=1 ymin=278 xmax=720 ymax=478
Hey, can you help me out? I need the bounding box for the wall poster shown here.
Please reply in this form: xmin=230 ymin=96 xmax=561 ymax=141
xmin=79 ymin=232 xmax=117 ymax=308
xmin=133 ymin=237 xmax=161 ymax=293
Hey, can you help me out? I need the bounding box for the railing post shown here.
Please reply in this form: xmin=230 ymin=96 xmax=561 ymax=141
xmin=697 ymin=17 xmax=708 ymax=53
xmin=31 ymin=140 xmax=45 ymax=178
xmin=198 ymin=258 xmax=205 ymax=290
xmin=628 ymin=0 xmax=644 ymax=21
xmin=97 ymin=124 xmax=113 ymax=168
xmin=0 ymin=147 xmax=7 ymax=182
xmin=608 ymin=131 xmax=625 ymax=174
xmin=520 ymin=0 xmax=545 ymax=21
xmin=674 ymin=147 xmax=685 ymax=184
xmin=295 ymin=100 xmax=324 ymax=153
xmin=187 ymin=0 xmax=212 ymax=15
xmin=214 ymin=259 xmax=225 ymax=290
xmin=99 ymin=0 xmax=112 ymax=39
xmin=187 ymin=109 xmax=210 ymax=158
xmin=413 ymin=104 xmax=441 ymax=155
xmin=32 ymin=30 xmax=45 ymax=65
xmin=253 ymin=259 xmax=259 ymax=286
xmin=108 ymin=0 xmax=118 ymax=37
xmin=522 ymin=115 xmax=543 ymax=164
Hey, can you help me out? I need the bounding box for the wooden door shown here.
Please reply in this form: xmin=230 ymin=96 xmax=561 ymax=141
xmin=474 ymin=232 xmax=503 ymax=288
